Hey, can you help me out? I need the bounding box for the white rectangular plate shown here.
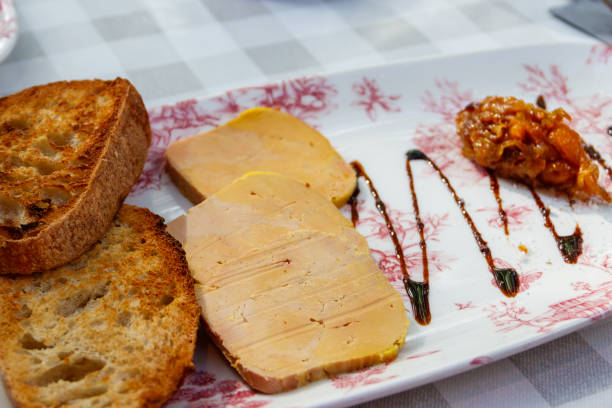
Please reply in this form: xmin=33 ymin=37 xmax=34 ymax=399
xmin=3 ymin=43 xmax=612 ymax=408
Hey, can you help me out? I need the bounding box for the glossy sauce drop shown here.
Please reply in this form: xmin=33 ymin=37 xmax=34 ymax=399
xmin=487 ymin=169 xmax=509 ymax=235
xmin=536 ymin=95 xmax=547 ymax=110
xmin=349 ymin=161 xmax=431 ymax=325
xmin=406 ymin=150 xmax=519 ymax=297
xmin=528 ymin=186 xmax=582 ymax=263
xmin=607 ymin=126 xmax=612 ymax=137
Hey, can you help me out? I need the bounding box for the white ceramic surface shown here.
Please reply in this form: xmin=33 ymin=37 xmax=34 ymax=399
xmin=3 ymin=43 xmax=612 ymax=408
xmin=0 ymin=0 xmax=17 ymax=64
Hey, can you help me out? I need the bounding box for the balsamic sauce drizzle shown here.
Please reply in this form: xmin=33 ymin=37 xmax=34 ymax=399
xmin=584 ymin=143 xmax=612 ymax=183
xmin=406 ymin=150 xmax=519 ymax=298
xmin=607 ymin=126 xmax=612 ymax=137
xmin=404 ymin=153 xmax=431 ymax=325
xmin=347 ymin=183 xmax=360 ymax=227
xmin=348 ymin=161 xmax=431 ymax=325
xmin=487 ymin=169 xmax=509 ymax=235
xmin=528 ymin=186 xmax=583 ymax=263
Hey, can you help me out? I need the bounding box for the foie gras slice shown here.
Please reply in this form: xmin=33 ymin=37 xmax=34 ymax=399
xmin=165 ymin=107 xmax=356 ymax=207
xmin=169 ymin=172 xmax=409 ymax=394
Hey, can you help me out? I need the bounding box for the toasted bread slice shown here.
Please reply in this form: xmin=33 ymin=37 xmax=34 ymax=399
xmin=169 ymin=172 xmax=409 ymax=394
xmin=0 ymin=205 xmax=200 ymax=408
xmin=0 ymin=79 xmax=151 ymax=275
xmin=165 ymin=107 xmax=356 ymax=207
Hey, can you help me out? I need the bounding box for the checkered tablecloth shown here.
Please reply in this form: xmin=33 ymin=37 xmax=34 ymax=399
xmin=2 ymin=0 xmax=611 ymax=407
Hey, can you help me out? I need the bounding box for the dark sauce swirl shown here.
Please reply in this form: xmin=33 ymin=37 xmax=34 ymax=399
xmin=404 ymin=155 xmax=431 ymax=325
xmin=348 ymin=183 xmax=361 ymax=227
xmin=487 ymin=169 xmax=509 ymax=235
xmin=349 ymin=161 xmax=431 ymax=325
xmin=406 ymin=150 xmax=519 ymax=297
xmin=528 ymin=186 xmax=582 ymax=263
xmin=608 ymin=126 xmax=612 ymax=137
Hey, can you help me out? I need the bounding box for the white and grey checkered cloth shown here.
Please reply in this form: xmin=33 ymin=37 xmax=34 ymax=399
xmin=1 ymin=0 xmax=611 ymax=407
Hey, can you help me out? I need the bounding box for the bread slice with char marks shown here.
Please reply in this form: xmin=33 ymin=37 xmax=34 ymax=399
xmin=0 ymin=78 xmax=151 ymax=275
xmin=0 ymin=205 xmax=200 ymax=408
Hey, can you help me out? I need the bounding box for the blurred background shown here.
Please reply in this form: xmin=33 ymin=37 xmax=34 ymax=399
xmin=0 ymin=0 xmax=606 ymax=106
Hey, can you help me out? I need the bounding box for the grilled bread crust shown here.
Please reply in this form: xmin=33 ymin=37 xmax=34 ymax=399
xmin=0 ymin=205 xmax=200 ymax=408
xmin=0 ymin=79 xmax=151 ymax=275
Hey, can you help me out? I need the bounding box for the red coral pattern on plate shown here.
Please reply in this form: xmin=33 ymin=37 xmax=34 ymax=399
xmin=586 ymin=44 xmax=612 ymax=65
xmin=211 ymin=90 xmax=245 ymax=116
xmin=217 ymin=76 xmax=338 ymax=126
xmin=350 ymin=200 xmax=455 ymax=300
xmin=351 ymin=77 xmax=401 ymax=121
xmin=251 ymin=76 xmax=338 ymax=124
xmin=331 ymin=364 xmax=396 ymax=392
xmin=455 ymin=301 xmax=476 ymax=310
xmin=421 ymin=79 xmax=473 ymax=123
xmin=476 ymin=204 xmax=533 ymax=231
xmin=166 ymin=371 xmax=270 ymax=408
xmin=484 ymin=280 xmax=612 ymax=333
xmin=578 ymin=244 xmax=612 ymax=274
xmin=518 ymin=64 xmax=612 ymax=135
xmin=0 ymin=0 xmax=16 ymax=40
xmin=131 ymin=100 xmax=220 ymax=195
xmin=414 ymin=79 xmax=487 ymax=184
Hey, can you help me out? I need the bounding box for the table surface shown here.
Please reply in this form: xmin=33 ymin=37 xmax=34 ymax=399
xmin=2 ymin=0 xmax=612 ymax=407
